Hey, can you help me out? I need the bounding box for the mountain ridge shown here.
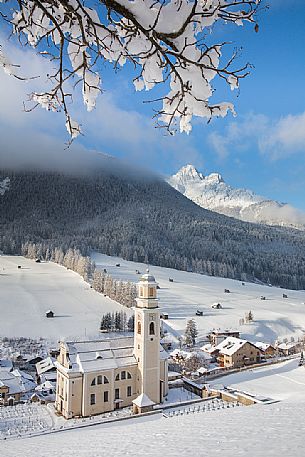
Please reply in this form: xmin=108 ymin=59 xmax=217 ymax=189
xmin=168 ymin=164 xmax=305 ymax=230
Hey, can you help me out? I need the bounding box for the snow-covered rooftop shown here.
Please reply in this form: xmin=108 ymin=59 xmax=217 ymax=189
xmin=254 ymin=342 xmax=274 ymax=352
xmin=0 ymin=368 xmax=36 ymax=394
xmin=133 ymin=393 xmax=155 ymax=407
xmin=36 ymin=357 xmax=56 ymax=376
xmin=62 ymin=336 xmax=167 ymax=373
xmin=215 ymin=337 xmax=249 ymax=356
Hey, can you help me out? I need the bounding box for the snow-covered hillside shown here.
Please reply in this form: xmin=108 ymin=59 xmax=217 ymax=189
xmin=0 ymin=256 xmax=126 ymax=340
xmin=168 ymin=164 xmax=305 ymax=229
xmin=1 ymin=253 xmax=305 ymax=344
xmin=92 ymin=253 xmax=305 ymax=344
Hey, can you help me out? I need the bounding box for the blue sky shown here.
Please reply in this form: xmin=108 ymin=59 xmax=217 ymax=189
xmin=1 ymin=0 xmax=305 ymax=209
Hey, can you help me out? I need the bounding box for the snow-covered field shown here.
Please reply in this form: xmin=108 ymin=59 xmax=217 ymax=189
xmin=0 ymin=256 xmax=125 ymax=340
xmin=2 ymin=362 xmax=305 ymax=456
xmin=93 ymin=253 xmax=305 ymax=343
xmin=0 ymin=254 xmax=305 ymax=342
xmin=1 ymin=254 xmax=305 ymax=344
xmin=212 ymin=358 xmax=305 ymax=402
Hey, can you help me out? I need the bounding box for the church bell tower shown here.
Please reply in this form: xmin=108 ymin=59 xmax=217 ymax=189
xmin=134 ymin=270 xmax=160 ymax=404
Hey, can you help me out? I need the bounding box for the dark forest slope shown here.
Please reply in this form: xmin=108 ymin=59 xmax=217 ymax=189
xmin=1 ymin=169 xmax=305 ymax=289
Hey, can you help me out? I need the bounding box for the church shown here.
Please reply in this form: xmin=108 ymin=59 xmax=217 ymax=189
xmin=55 ymin=272 xmax=168 ymax=418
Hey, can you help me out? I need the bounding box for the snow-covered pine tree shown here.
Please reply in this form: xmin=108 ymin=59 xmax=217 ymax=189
xmin=184 ymin=319 xmax=198 ymax=347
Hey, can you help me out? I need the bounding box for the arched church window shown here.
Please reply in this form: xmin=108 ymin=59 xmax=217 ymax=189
xmin=127 ymin=372 xmax=132 ymax=379
xmin=149 ymin=322 xmax=155 ymax=335
xmin=115 ymin=373 xmax=120 ymax=381
xmin=137 ymin=321 xmax=141 ymax=334
xmin=91 ymin=378 xmax=96 ymax=386
xmin=149 ymin=287 xmax=154 ymax=297
xmin=140 ymin=287 xmax=143 ymax=296
xmin=97 ymin=375 xmax=103 ymax=385
xmin=104 ymin=376 xmax=109 ymax=384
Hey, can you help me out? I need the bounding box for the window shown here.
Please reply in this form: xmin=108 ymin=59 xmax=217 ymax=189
xmin=121 ymin=371 xmax=126 ymax=380
xmin=90 ymin=393 xmax=96 ymax=405
xmin=91 ymin=378 xmax=96 ymax=386
xmin=104 ymin=391 xmax=109 ymax=402
xmin=97 ymin=375 xmax=103 ymax=385
xmin=127 ymin=386 xmax=132 ymax=397
xmin=104 ymin=376 xmax=109 ymax=384
xmin=115 ymin=388 xmax=120 ymax=400
xmin=149 ymin=322 xmax=155 ymax=335
xmin=140 ymin=287 xmax=143 ymax=296
xmin=115 ymin=373 xmax=120 ymax=381
xmin=127 ymin=372 xmax=132 ymax=379
xmin=137 ymin=321 xmax=141 ymax=334
xmin=149 ymin=287 xmax=154 ymax=297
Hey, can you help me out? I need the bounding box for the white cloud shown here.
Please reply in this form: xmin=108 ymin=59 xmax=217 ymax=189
xmin=208 ymin=111 xmax=305 ymax=160
xmin=259 ymin=112 xmax=305 ymax=159
xmin=0 ymin=36 xmax=201 ymax=175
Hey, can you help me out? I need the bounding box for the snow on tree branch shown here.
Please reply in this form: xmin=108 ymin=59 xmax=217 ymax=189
xmin=0 ymin=0 xmax=261 ymax=138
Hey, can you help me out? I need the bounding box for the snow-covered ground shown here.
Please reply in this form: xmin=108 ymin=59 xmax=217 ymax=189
xmin=2 ymin=368 xmax=305 ymax=456
xmin=2 ymin=361 xmax=305 ymax=455
xmin=211 ymin=358 xmax=305 ymax=402
xmin=0 ymin=256 xmax=126 ymax=341
xmin=1 ymin=254 xmax=305 ymax=344
xmin=93 ymin=253 xmax=305 ymax=343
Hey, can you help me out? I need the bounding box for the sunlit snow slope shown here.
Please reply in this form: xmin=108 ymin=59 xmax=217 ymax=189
xmin=92 ymin=253 xmax=305 ymax=344
xmin=0 ymin=256 xmax=126 ymax=340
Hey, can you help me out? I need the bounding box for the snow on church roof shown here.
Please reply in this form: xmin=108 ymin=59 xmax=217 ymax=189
xmin=140 ymin=269 xmax=156 ymax=283
xmin=61 ymin=336 xmax=167 ymax=373
xmin=140 ymin=273 xmax=156 ymax=282
xmin=133 ymin=393 xmax=155 ymax=407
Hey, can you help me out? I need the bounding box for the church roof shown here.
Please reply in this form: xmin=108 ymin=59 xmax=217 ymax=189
xmin=63 ymin=336 xmax=136 ymax=373
xmin=140 ymin=273 xmax=156 ymax=282
xmin=60 ymin=336 xmax=167 ymax=373
xmin=133 ymin=393 xmax=155 ymax=407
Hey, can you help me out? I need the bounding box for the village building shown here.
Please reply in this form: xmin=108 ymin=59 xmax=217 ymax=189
xmin=215 ymin=337 xmax=262 ymax=368
xmin=208 ymin=329 xmax=240 ymax=346
xmin=36 ymin=356 xmax=57 ymax=384
xmin=254 ymin=342 xmax=276 ymax=358
xmin=0 ymin=368 xmax=36 ymax=406
xmin=46 ymin=310 xmax=54 ymax=318
xmin=55 ymin=272 xmax=168 ymax=419
xmin=277 ymin=342 xmax=299 ymax=356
